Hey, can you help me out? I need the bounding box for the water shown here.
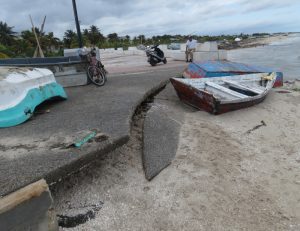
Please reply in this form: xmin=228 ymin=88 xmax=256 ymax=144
xmin=228 ymin=34 xmax=300 ymax=80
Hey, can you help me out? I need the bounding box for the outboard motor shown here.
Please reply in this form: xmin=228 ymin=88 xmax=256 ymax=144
xmin=145 ymin=45 xmax=167 ymax=66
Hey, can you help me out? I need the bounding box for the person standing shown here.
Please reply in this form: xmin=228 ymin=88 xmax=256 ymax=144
xmin=185 ymin=36 xmax=197 ymax=62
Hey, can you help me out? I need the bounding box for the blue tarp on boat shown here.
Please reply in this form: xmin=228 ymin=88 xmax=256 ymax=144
xmin=182 ymin=60 xmax=283 ymax=87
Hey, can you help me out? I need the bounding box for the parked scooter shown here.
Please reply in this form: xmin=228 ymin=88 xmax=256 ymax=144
xmin=145 ymin=44 xmax=167 ymax=66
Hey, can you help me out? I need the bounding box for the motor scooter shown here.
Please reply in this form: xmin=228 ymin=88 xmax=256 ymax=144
xmin=145 ymin=45 xmax=167 ymax=66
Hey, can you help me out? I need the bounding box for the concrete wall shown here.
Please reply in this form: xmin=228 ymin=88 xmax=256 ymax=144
xmin=63 ymin=43 xmax=226 ymax=61
xmin=170 ymin=50 xmax=227 ymax=61
xmin=180 ymin=43 xmax=186 ymax=51
xmin=180 ymin=41 xmax=218 ymax=52
xmin=64 ymin=47 xmax=102 ymax=61
xmin=168 ymin=41 xmax=226 ymax=61
xmin=196 ymin=42 xmax=218 ymax=52
xmin=123 ymin=50 xmax=145 ymax=56
xmin=128 ymin=46 xmax=138 ymax=51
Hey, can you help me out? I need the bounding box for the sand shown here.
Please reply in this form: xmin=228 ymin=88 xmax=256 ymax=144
xmin=220 ymin=34 xmax=290 ymax=50
xmin=50 ymin=35 xmax=300 ymax=230
xmin=53 ymin=85 xmax=300 ymax=230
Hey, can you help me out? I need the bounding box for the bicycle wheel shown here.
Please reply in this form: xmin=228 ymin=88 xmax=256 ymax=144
xmin=87 ymin=66 xmax=106 ymax=86
xmin=99 ymin=67 xmax=107 ymax=82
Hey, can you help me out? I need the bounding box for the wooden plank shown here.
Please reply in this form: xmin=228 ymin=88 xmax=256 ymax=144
xmin=205 ymin=81 xmax=249 ymax=99
xmin=29 ymin=15 xmax=44 ymax=58
xmin=223 ymin=80 xmax=264 ymax=94
xmin=0 ymin=179 xmax=48 ymax=214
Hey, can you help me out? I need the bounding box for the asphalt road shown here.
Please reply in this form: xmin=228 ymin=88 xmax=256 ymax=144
xmin=0 ymin=65 xmax=185 ymax=196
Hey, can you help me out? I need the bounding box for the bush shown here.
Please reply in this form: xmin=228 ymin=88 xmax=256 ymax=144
xmin=0 ymin=52 xmax=9 ymax=58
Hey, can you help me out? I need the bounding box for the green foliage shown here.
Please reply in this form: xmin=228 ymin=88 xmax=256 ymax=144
xmin=0 ymin=52 xmax=9 ymax=58
xmin=0 ymin=20 xmax=256 ymax=57
xmin=0 ymin=21 xmax=17 ymax=46
xmin=252 ymin=33 xmax=270 ymax=37
xmin=0 ymin=43 xmax=12 ymax=57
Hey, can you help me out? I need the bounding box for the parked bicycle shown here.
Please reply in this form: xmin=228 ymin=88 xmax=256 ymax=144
xmin=86 ymin=49 xmax=107 ymax=86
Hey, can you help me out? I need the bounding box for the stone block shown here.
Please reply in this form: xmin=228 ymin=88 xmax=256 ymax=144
xmin=170 ymin=50 xmax=186 ymax=61
xmin=196 ymin=42 xmax=218 ymax=52
xmin=180 ymin=43 xmax=186 ymax=51
xmin=128 ymin=47 xmax=138 ymax=51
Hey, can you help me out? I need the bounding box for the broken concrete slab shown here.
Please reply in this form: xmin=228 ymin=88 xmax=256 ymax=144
xmin=142 ymin=84 xmax=189 ymax=180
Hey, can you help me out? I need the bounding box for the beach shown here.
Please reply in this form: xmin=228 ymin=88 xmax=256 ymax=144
xmin=53 ymin=85 xmax=300 ymax=231
xmin=0 ymin=33 xmax=298 ymax=231
xmin=219 ymin=34 xmax=290 ymax=50
xmin=49 ymin=35 xmax=300 ymax=230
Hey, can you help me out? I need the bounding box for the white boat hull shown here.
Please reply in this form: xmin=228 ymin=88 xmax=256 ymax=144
xmin=0 ymin=67 xmax=67 ymax=127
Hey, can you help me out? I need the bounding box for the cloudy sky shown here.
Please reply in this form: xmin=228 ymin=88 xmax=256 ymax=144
xmin=1 ymin=0 xmax=299 ymax=38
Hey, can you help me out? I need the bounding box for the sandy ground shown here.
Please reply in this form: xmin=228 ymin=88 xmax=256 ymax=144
xmin=50 ymin=35 xmax=300 ymax=230
xmin=52 ymin=84 xmax=300 ymax=230
xmin=241 ymin=34 xmax=289 ymax=47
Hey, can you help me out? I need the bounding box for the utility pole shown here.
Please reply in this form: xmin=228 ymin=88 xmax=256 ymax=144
xmin=72 ymin=0 xmax=83 ymax=48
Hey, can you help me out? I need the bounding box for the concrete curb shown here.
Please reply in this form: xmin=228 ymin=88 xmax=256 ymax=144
xmin=45 ymin=135 xmax=130 ymax=186
xmin=46 ymin=80 xmax=169 ymax=187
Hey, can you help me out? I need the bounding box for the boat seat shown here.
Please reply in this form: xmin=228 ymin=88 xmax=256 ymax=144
xmin=223 ymin=80 xmax=264 ymax=94
xmin=205 ymin=81 xmax=249 ymax=99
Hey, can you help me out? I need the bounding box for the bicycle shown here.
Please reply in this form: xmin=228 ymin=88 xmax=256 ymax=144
xmin=86 ymin=49 xmax=107 ymax=86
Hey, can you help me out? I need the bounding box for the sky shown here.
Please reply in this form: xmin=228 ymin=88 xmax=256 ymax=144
xmin=1 ymin=0 xmax=300 ymax=39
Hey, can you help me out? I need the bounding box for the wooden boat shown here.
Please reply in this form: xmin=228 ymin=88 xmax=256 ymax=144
xmin=170 ymin=72 xmax=276 ymax=114
xmin=0 ymin=67 xmax=67 ymax=128
xmin=182 ymin=60 xmax=283 ymax=88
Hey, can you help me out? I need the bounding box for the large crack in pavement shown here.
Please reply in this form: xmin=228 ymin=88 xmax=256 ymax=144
xmin=50 ymin=84 xmax=166 ymax=228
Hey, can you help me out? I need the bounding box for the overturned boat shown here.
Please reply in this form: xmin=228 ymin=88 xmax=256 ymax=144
xmin=0 ymin=67 xmax=67 ymax=128
xmin=170 ymin=72 xmax=276 ymax=114
xmin=182 ymin=60 xmax=283 ymax=88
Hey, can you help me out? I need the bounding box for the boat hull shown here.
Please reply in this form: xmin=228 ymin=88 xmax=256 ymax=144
xmin=183 ymin=60 xmax=283 ymax=88
xmin=170 ymin=77 xmax=271 ymax=115
xmin=0 ymin=68 xmax=67 ymax=128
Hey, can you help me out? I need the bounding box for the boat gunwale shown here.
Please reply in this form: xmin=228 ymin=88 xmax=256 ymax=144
xmin=171 ymin=73 xmax=275 ymax=104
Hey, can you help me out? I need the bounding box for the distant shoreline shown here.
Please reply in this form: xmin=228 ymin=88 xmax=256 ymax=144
xmin=219 ymin=34 xmax=291 ymax=50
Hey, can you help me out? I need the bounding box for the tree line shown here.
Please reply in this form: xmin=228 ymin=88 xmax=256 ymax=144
xmin=0 ymin=21 xmax=255 ymax=58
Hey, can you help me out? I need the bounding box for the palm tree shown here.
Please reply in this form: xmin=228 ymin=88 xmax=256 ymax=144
xmin=0 ymin=43 xmax=11 ymax=58
xmin=63 ymin=30 xmax=77 ymax=48
xmin=12 ymin=39 xmax=33 ymax=57
xmin=0 ymin=21 xmax=17 ymax=46
xmin=137 ymin=34 xmax=145 ymax=44
xmin=107 ymin=33 xmax=120 ymax=49
xmin=87 ymin=25 xmax=105 ymax=46
xmin=44 ymin=32 xmax=60 ymax=52
xmin=107 ymin=33 xmax=118 ymax=42
xmin=21 ymin=30 xmax=37 ymax=46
